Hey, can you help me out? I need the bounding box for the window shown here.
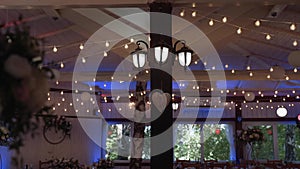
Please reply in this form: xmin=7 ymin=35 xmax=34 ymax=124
xmin=174 ymin=123 xmax=233 ymax=161
xmin=277 ymin=124 xmax=300 ymax=161
xmin=105 ymin=122 xmax=150 ymax=160
xmin=244 ymin=122 xmax=300 ymax=161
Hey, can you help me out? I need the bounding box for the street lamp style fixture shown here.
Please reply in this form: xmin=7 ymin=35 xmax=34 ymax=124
xmin=131 ymin=40 xmax=149 ymax=68
xmin=131 ymin=39 xmax=193 ymax=68
xmin=173 ymin=40 xmax=193 ymax=67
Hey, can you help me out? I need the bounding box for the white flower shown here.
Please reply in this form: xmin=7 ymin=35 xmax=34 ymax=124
xmin=4 ymin=54 xmax=32 ymax=78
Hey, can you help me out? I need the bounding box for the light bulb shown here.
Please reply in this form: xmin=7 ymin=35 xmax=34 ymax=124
xmin=270 ymin=67 xmax=273 ymax=72
xmin=105 ymin=41 xmax=110 ymax=47
xmin=294 ymin=68 xmax=298 ymax=73
xmin=246 ymin=66 xmax=251 ymax=70
xmin=130 ymin=38 xmax=134 ymax=43
xmin=286 ymin=76 xmax=290 ymax=80
xmin=192 ymin=2 xmax=196 ymax=7
xmin=293 ymin=40 xmax=298 ymax=46
xmin=53 ymin=46 xmax=58 ymax=52
xmin=79 ymin=43 xmax=84 ymax=50
xmin=81 ymin=57 xmax=86 ymax=63
xmin=237 ymin=27 xmax=242 ymax=34
xmin=209 ymin=19 xmax=214 ymax=26
xmin=249 ymin=72 xmax=253 ymax=77
xmin=254 ymin=20 xmax=261 ymax=27
xmin=124 ymin=44 xmax=129 ymax=49
xmin=180 ymin=10 xmax=185 ymax=17
xmin=290 ymin=23 xmax=296 ymax=31
xmin=60 ymin=62 xmax=64 ymax=68
xmin=104 ymin=51 xmax=108 ymax=57
xmin=222 ymin=16 xmax=227 ymax=23
xmin=192 ymin=11 xmax=197 ymax=17
xmin=266 ymin=34 xmax=271 ymax=40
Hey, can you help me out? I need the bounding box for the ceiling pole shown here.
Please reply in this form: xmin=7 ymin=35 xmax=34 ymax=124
xmin=149 ymin=2 xmax=173 ymax=169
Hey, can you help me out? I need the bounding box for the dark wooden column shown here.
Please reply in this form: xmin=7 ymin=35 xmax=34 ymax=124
xmin=149 ymin=2 xmax=173 ymax=169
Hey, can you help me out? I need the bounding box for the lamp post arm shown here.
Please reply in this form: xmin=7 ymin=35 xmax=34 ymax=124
xmin=136 ymin=40 xmax=149 ymax=49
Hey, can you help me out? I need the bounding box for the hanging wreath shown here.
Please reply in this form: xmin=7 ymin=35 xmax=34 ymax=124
xmin=43 ymin=115 xmax=72 ymax=144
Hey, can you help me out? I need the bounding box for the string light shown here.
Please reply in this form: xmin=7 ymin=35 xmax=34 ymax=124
xmin=222 ymin=16 xmax=227 ymax=23
xmin=270 ymin=67 xmax=273 ymax=72
xmin=294 ymin=68 xmax=298 ymax=73
xmin=192 ymin=2 xmax=196 ymax=8
xmin=286 ymin=76 xmax=290 ymax=80
xmin=79 ymin=43 xmax=84 ymax=50
xmin=81 ymin=57 xmax=86 ymax=63
xmin=254 ymin=20 xmax=261 ymax=27
xmin=225 ymin=64 xmax=229 ymax=68
xmin=293 ymin=40 xmax=298 ymax=47
xmin=105 ymin=41 xmax=110 ymax=47
xmin=53 ymin=46 xmax=58 ymax=52
xmin=267 ymin=74 xmax=271 ymax=79
xmin=130 ymin=38 xmax=134 ymax=43
xmin=293 ymin=90 xmax=296 ymax=94
xmin=104 ymin=51 xmax=108 ymax=57
xmin=249 ymin=72 xmax=253 ymax=77
xmin=60 ymin=62 xmax=64 ymax=68
xmin=192 ymin=11 xmax=197 ymax=17
xmin=236 ymin=27 xmax=242 ymax=34
xmin=209 ymin=19 xmax=214 ymax=26
xmin=246 ymin=66 xmax=251 ymax=70
xmin=290 ymin=23 xmax=296 ymax=31
xmin=124 ymin=44 xmax=129 ymax=49
xmin=265 ymin=34 xmax=271 ymax=40
xmin=231 ymin=69 xmax=235 ymax=74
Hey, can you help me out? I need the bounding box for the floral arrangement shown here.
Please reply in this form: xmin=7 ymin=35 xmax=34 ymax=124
xmin=0 ymin=17 xmax=55 ymax=152
xmin=91 ymin=158 xmax=114 ymax=169
xmin=47 ymin=158 xmax=84 ymax=169
xmin=0 ymin=125 xmax=13 ymax=146
xmin=238 ymin=127 xmax=264 ymax=144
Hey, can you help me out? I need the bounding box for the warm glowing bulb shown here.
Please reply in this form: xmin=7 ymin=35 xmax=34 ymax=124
xmin=79 ymin=43 xmax=84 ymax=50
xmin=237 ymin=27 xmax=242 ymax=34
xmin=192 ymin=11 xmax=197 ymax=17
xmin=246 ymin=66 xmax=251 ymax=70
xmin=267 ymin=74 xmax=271 ymax=79
xmin=266 ymin=34 xmax=271 ymax=40
xmin=53 ymin=46 xmax=58 ymax=52
xmin=270 ymin=67 xmax=273 ymax=72
xmin=124 ymin=44 xmax=129 ymax=49
xmin=130 ymin=38 xmax=134 ymax=43
xmin=180 ymin=10 xmax=185 ymax=17
xmin=286 ymin=76 xmax=290 ymax=80
xmin=222 ymin=16 xmax=227 ymax=23
xmin=293 ymin=40 xmax=298 ymax=46
xmin=209 ymin=19 xmax=214 ymax=26
xmin=105 ymin=41 xmax=110 ymax=47
xmin=254 ymin=20 xmax=261 ymax=27
xmin=60 ymin=62 xmax=64 ymax=68
xmin=290 ymin=23 xmax=296 ymax=31
xmin=249 ymin=72 xmax=253 ymax=77
xmin=104 ymin=51 xmax=108 ymax=57
xmin=192 ymin=3 xmax=196 ymax=7
xmin=294 ymin=68 xmax=298 ymax=73
xmin=81 ymin=57 xmax=86 ymax=63
xmin=231 ymin=69 xmax=235 ymax=74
